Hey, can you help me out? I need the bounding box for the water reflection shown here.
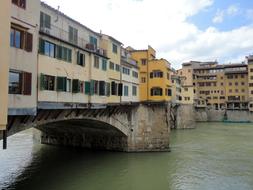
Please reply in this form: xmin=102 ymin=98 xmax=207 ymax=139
xmin=1 ymin=123 xmax=253 ymax=190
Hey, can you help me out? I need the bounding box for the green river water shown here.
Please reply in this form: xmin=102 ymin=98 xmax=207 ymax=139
xmin=0 ymin=122 xmax=253 ymax=190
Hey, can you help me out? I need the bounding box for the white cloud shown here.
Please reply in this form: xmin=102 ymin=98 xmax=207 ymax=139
xmin=212 ymin=10 xmax=224 ymax=24
xmin=227 ymin=5 xmax=239 ymax=16
xmin=42 ymin=0 xmax=253 ymax=69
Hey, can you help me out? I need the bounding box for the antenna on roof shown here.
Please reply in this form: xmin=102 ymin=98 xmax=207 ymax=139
xmin=100 ymin=30 xmax=102 ymax=35
xmin=55 ymin=6 xmax=60 ymax=22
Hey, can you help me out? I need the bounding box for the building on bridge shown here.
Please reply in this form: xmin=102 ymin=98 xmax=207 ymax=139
xmin=0 ymin=0 xmax=11 ymax=148
xmin=128 ymin=46 xmax=172 ymax=102
xmin=9 ymin=0 xmax=40 ymax=116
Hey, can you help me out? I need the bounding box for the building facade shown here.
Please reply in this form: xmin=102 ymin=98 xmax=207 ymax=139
xmin=100 ymin=34 xmax=122 ymax=105
xmin=129 ymin=46 xmax=172 ymax=102
xmin=0 ymin=0 xmax=11 ymax=132
xmin=9 ymin=0 xmax=40 ymax=115
xmin=38 ymin=2 xmax=109 ymax=109
xmin=121 ymin=48 xmax=140 ymax=103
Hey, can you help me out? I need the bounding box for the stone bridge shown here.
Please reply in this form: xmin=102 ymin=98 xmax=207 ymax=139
xmin=3 ymin=103 xmax=171 ymax=152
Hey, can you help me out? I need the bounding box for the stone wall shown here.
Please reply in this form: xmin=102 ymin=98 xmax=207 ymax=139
xmin=195 ymin=108 xmax=253 ymax=122
xmin=127 ymin=103 xmax=170 ymax=152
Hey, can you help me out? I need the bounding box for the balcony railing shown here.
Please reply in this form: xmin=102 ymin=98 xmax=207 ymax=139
xmin=40 ymin=25 xmax=107 ymax=57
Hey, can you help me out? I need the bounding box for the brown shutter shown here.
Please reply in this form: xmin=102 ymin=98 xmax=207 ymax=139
xmin=25 ymin=32 xmax=33 ymax=52
xmin=23 ymin=72 xmax=32 ymax=95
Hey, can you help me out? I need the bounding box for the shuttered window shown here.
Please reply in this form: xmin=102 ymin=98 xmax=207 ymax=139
xmin=40 ymin=12 xmax=51 ymax=29
xmin=77 ymin=51 xmax=85 ymax=66
xmin=57 ymin=76 xmax=67 ymax=92
xmin=72 ymin=79 xmax=80 ymax=93
xmin=102 ymin=59 xmax=107 ymax=71
xmin=85 ymin=81 xmax=90 ymax=95
xmin=90 ymin=80 xmax=95 ymax=95
xmin=40 ymin=74 xmax=55 ymax=91
xmin=40 ymin=41 xmax=72 ymax=63
xmin=106 ymin=82 xmax=111 ymax=97
xmin=23 ymin=72 xmax=32 ymax=95
xmin=132 ymin=86 xmax=137 ymax=96
xmin=9 ymin=71 xmax=32 ymax=95
xmin=111 ymin=81 xmax=116 ymax=95
xmin=94 ymin=56 xmax=99 ymax=68
xmin=124 ymin=85 xmax=129 ymax=96
xmin=118 ymin=83 xmax=123 ymax=96
xmin=10 ymin=26 xmax=33 ymax=52
xmin=69 ymin=26 xmax=78 ymax=44
xmin=99 ymin=81 xmax=106 ymax=96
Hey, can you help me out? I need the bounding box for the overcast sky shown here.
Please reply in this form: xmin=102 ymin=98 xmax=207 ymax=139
xmin=42 ymin=0 xmax=253 ymax=69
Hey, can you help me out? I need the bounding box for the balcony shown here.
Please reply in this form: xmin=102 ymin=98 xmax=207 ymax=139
xmin=40 ymin=25 xmax=107 ymax=57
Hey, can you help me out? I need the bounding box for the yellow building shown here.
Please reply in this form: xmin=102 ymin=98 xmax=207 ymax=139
xmin=100 ymin=34 xmax=122 ymax=104
xmin=0 ymin=0 xmax=11 ymax=133
xmin=191 ymin=62 xmax=249 ymax=110
xmin=129 ymin=46 xmax=172 ymax=102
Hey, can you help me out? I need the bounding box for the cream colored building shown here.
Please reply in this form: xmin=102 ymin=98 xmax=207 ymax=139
xmin=9 ymin=0 xmax=40 ymax=115
xmin=0 ymin=0 xmax=11 ymax=131
xmin=100 ymin=34 xmax=122 ymax=104
xmin=247 ymin=56 xmax=253 ymax=111
xmin=121 ymin=48 xmax=140 ymax=103
xmin=38 ymin=2 xmax=109 ymax=109
xmin=171 ymin=74 xmax=182 ymax=104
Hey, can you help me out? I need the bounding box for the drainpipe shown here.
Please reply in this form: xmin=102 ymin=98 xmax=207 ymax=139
xmin=3 ymin=130 xmax=7 ymax=149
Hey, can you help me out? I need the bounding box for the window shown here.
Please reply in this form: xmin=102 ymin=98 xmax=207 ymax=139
xmin=229 ymin=89 xmax=232 ymax=93
xmin=66 ymin=79 xmax=71 ymax=92
xmin=40 ymin=12 xmax=51 ymax=29
xmin=221 ymin=82 xmax=223 ymax=86
xmin=40 ymin=74 xmax=55 ymax=91
xmin=110 ymin=62 xmax=115 ymax=70
xmin=77 ymin=51 xmax=85 ymax=66
xmin=141 ymin=59 xmax=147 ymax=65
xmin=166 ymin=89 xmax=172 ymax=96
xmin=111 ymin=81 xmax=117 ymax=95
xmin=69 ymin=26 xmax=78 ymax=44
xmin=116 ymin=64 xmax=120 ymax=72
xmin=9 ymin=71 xmax=32 ymax=95
xmin=102 ymin=59 xmax=107 ymax=71
xmin=251 ymin=76 xmax=253 ymax=80
xmin=94 ymin=56 xmax=99 ymax=68
xmin=132 ymin=71 xmax=138 ymax=78
xmin=112 ymin=43 xmax=118 ymax=54
xmin=241 ymin=74 xmax=245 ymax=78
xmin=250 ymin=68 xmax=253 ymax=72
xmin=150 ymin=70 xmax=163 ymax=78
xmin=122 ymin=67 xmax=130 ymax=75
xmin=44 ymin=41 xmax=55 ymax=57
xmin=227 ymin=75 xmax=233 ymax=79
xmin=39 ymin=39 xmax=71 ymax=62
xmin=124 ymin=85 xmax=129 ymax=96
xmin=151 ymin=88 xmax=163 ymax=96
xmin=132 ymin=86 xmax=137 ymax=96
xmin=235 ymin=82 xmax=238 ymax=86
xmin=89 ymin=36 xmax=97 ymax=49
xmin=99 ymin=81 xmax=106 ymax=96
xmin=141 ymin=77 xmax=146 ymax=83
xmin=229 ymin=82 xmax=232 ymax=86
xmin=56 ymin=76 xmax=67 ymax=92
xmin=167 ymin=73 xmax=170 ymax=80
xmin=242 ymin=89 xmax=245 ymax=93
xmin=184 ymin=88 xmax=188 ymax=92
xmin=9 ymin=71 xmax=22 ymax=94
xmin=12 ymin=0 xmax=26 ymax=9
xmin=10 ymin=27 xmax=33 ymax=52
xmin=241 ymin=82 xmax=245 ymax=85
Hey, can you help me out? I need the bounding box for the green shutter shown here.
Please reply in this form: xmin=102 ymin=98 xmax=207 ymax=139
xmin=77 ymin=51 xmax=80 ymax=65
xmin=90 ymin=80 xmax=95 ymax=95
xmin=68 ymin=49 xmax=72 ymax=62
xmin=40 ymin=73 xmax=45 ymax=90
xmin=85 ymin=81 xmax=90 ymax=95
xmin=39 ymin=38 xmax=45 ymax=54
xmin=57 ymin=76 xmax=67 ymax=92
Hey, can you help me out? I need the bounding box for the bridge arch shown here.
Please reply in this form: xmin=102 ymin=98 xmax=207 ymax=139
xmin=34 ymin=117 xmax=130 ymax=151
